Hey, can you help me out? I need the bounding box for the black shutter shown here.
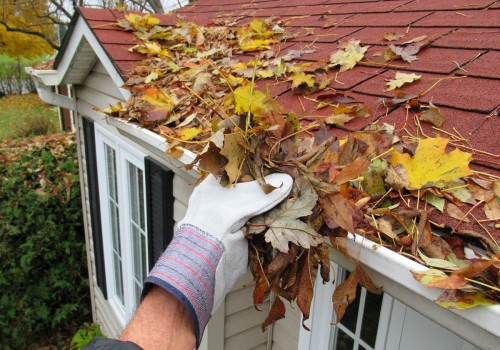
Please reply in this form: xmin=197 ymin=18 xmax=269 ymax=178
xmin=82 ymin=116 xmax=107 ymax=299
xmin=145 ymin=157 xmax=174 ymax=268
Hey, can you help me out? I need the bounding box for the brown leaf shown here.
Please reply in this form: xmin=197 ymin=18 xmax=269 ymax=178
xmin=484 ymin=198 xmax=500 ymax=220
xmin=253 ymin=277 xmax=270 ymax=305
xmin=297 ymin=253 xmax=317 ymax=328
xmin=354 ymin=264 xmax=382 ymax=295
xmin=190 ymin=141 xmax=228 ymax=178
xmin=332 ymin=267 xmax=358 ymax=323
xmin=262 ymin=296 xmax=286 ymax=331
xmin=419 ymin=105 xmax=444 ymax=127
xmin=320 ymin=193 xmax=356 ymax=232
xmin=447 ymin=203 xmax=470 ymax=222
xmin=315 ymin=244 xmax=331 ymax=283
xmin=452 ymin=256 xmax=499 ymax=279
xmin=332 ymin=156 xmax=370 ymax=185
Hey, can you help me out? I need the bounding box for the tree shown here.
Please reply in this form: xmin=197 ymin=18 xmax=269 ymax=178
xmin=0 ymin=0 xmax=57 ymax=58
xmin=0 ymin=0 xmax=192 ymax=54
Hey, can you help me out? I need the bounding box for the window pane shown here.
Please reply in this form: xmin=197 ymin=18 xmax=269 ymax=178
xmin=339 ymin=277 xmax=361 ymax=333
xmin=334 ymin=328 xmax=355 ymax=350
xmin=113 ymin=252 xmax=124 ymax=304
xmin=105 ymin=145 xmax=118 ymax=201
xmin=128 ymin=162 xmax=145 ymax=230
xmin=133 ymin=226 xmax=141 ymax=281
xmin=111 ymin=204 xmax=121 ymax=253
xmin=141 ymin=232 xmax=147 ymax=279
xmin=361 ymin=291 xmax=383 ymax=347
xmin=128 ymin=161 xmax=147 ymax=307
xmin=138 ymin=169 xmax=145 ymax=229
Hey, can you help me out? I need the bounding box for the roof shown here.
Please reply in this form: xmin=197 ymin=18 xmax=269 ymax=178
xmin=72 ymin=1 xmax=500 ymax=237
xmin=75 ymin=1 xmax=499 ymax=171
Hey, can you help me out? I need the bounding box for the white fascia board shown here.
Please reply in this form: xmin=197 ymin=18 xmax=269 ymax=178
xmin=25 ymin=68 xmax=76 ymax=110
xmin=338 ymin=233 xmax=500 ymax=340
xmin=55 ymin=16 xmax=130 ymax=100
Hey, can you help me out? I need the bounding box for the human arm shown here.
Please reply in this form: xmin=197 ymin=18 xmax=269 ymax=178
xmin=110 ymin=173 xmax=292 ymax=350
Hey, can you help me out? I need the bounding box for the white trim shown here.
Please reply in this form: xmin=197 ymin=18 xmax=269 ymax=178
xmin=57 ymin=16 xmax=130 ymax=99
xmin=95 ymin=124 xmax=148 ymax=325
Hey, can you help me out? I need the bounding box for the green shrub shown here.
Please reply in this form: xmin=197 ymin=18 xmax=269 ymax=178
xmin=0 ymin=133 xmax=90 ymax=349
xmin=70 ymin=323 xmax=104 ymax=350
xmin=12 ymin=114 xmax=59 ymax=138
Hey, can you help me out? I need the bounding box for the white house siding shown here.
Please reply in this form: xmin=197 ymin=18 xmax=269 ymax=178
xmin=272 ymin=302 xmax=301 ymax=350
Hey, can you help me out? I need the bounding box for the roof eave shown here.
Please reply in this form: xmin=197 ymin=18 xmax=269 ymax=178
xmin=331 ymin=234 xmax=500 ymax=349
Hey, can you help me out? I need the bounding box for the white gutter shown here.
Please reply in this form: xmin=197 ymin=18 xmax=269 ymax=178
xmin=333 ymin=233 xmax=500 ymax=349
xmin=106 ymin=113 xmax=500 ymax=348
xmin=25 ymin=67 xmax=76 ymax=111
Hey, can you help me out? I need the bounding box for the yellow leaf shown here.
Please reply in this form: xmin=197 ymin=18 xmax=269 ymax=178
xmin=233 ymin=84 xmax=282 ymax=117
xmin=177 ymin=126 xmax=202 ymax=141
xmin=125 ymin=13 xmax=160 ymax=30
xmin=390 ymin=137 xmax=472 ymax=190
xmin=237 ymin=19 xmax=281 ymax=52
xmin=141 ymin=86 xmax=178 ymax=113
xmin=220 ymin=133 xmax=247 ymax=185
xmin=329 ymin=39 xmax=368 ymax=72
xmin=145 ymin=70 xmax=161 ymax=84
xmin=131 ymin=41 xmax=172 ymax=58
xmin=437 ymin=292 xmax=497 ymax=310
xmin=412 ymin=269 xmax=468 ymax=289
xmin=288 ymin=71 xmax=315 ymax=88
xmin=385 ymin=72 xmax=421 ymax=91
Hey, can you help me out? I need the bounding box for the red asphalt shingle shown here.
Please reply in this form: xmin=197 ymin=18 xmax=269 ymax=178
xmin=76 ymin=0 xmax=499 ymax=172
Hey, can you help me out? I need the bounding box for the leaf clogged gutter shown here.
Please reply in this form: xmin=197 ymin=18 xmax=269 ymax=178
xmin=100 ymin=12 xmax=500 ymax=330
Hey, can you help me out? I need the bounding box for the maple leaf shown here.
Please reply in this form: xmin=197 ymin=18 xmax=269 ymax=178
xmin=389 ymin=43 xmax=421 ymax=63
xmin=232 ymin=84 xmax=283 ymax=118
xmin=288 ymin=71 xmax=315 ymax=89
xmin=140 ymin=86 xmax=178 ymax=114
xmin=237 ymin=18 xmax=281 ymax=52
xmin=329 ymin=39 xmax=368 ymax=72
xmin=385 ymin=72 xmax=421 ymax=91
xmin=389 ymin=137 xmax=473 ymax=190
xmin=131 ymin=41 xmax=172 ymax=58
xmin=248 ymin=177 xmax=322 ymax=253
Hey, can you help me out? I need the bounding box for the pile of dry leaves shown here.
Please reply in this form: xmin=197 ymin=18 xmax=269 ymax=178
xmin=102 ymin=13 xmax=499 ymax=329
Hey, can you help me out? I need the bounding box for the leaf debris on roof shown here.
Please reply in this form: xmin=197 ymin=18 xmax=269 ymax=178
xmin=85 ymin=1 xmax=500 ymax=329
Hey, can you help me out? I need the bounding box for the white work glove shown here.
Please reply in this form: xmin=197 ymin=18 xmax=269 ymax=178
xmin=143 ymin=173 xmax=293 ymax=348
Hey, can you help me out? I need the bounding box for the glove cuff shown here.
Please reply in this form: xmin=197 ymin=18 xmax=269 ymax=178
xmin=143 ymin=224 xmax=224 ymax=348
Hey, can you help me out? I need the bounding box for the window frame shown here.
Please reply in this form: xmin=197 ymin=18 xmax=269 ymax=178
xmin=95 ymin=124 xmax=149 ymax=325
xmin=298 ymin=262 xmax=393 ymax=350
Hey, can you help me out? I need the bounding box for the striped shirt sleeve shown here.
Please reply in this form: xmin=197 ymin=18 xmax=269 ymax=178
xmin=142 ymin=224 xmax=224 ymax=348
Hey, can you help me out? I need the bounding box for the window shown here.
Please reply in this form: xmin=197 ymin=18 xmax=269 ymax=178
xmin=299 ymin=263 xmax=392 ymax=350
xmin=329 ymin=269 xmax=386 ymax=350
xmin=95 ymin=125 xmax=148 ymax=324
xmin=299 ymin=262 xmax=478 ymax=350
